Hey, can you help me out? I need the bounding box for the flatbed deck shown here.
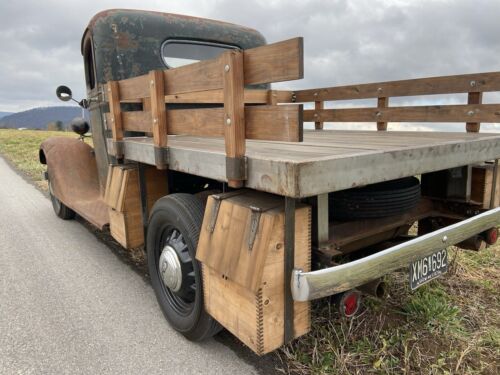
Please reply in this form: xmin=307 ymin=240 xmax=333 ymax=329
xmin=108 ymin=130 xmax=500 ymax=198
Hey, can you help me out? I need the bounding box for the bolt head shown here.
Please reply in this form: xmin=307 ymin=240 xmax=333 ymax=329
xmin=470 ymin=80 xmax=476 ymax=87
xmin=313 ymin=92 xmax=318 ymax=97
xmin=153 ymin=118 xmax=158 ymax=123
xmin=226 ymin=117 xmax=231 ymax=125
xmin=150 ymin=80 xmax=154 ymax=86
xmin=467 ymin=110 xmax=475 ymax=116
xmin=224 ymin=64 xmax=230 ymax=72
xmin=377 ymin=87 xmax=383 ymax=92
xmin=376 ymin=111 xmax=382 ymax=117
xmin=442 ymin=235 xmax=448 ymax=243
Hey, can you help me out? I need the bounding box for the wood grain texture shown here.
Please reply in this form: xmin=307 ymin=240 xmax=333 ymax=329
xmin=304 ymin=104 xmax=500 ymax=123
xmin=106 ymin=105 xmax=303 ymax=142
xmin=466 ymin=92 xmax=483 ymax=132
xmin=222 ymin=50 xmax=246 ymax=159
xmin=199 ymin=192 xmax=311 ymax=355
xmin=243 ymin=37 xmax=304 ymax=85
xmin=149 ymin=70 xmax=168 ymax=150
xmin=106 ymin=165 xmax=168 ymax=249
xmin=314 ymin=101 xmax=324 ymax=130
xmin=294 ymin=71 xmax=500 ymax=102
xmin=376 ymin=97 xmax=389 ymax=131
xmin=107 ymin=81 xmax=123 ymax=142
xmin=164 ymin=89 xmax=269 ymax=104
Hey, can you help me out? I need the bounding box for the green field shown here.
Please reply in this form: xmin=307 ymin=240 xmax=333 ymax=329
xmin=0 ymin=129 xmax=498 ymax=374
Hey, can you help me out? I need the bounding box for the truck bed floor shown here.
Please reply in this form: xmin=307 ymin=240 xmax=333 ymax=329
xmin=108 ymin=130 xmax=500 ymax=198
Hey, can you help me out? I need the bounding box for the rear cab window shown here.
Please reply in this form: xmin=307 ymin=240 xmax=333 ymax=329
xmin=161 ymin=40 xmax=238 ymax=68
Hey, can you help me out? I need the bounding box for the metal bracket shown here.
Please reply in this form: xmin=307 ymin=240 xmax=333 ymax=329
xmin=225 ymin=156 xmax=247 ymax=181
xmin=206 ymin=190 xmax=247 ymax=233
xmin=154 ymin=146 xmax=169 ymax=169
xmin=248 ymin=206 xmax=262 ymax=251
xmin=113 ymin=140 xmax=124 ymax=159
xmin=207 ymin=196 xmax=222 ymax=233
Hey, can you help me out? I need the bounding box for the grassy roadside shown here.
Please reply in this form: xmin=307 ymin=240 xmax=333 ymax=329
xmin=1 ymin=129 xmax=498 ymax=374
xmin=0 ymin=129 xmax=90 ymax=190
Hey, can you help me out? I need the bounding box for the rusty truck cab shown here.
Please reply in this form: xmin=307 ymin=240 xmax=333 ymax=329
xmin=81 ymin=9 xmax=266 ymax=191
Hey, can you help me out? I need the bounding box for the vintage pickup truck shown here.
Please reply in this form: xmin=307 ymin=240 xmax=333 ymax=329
xmin=40 ymin=9 xmax=500 ymax=355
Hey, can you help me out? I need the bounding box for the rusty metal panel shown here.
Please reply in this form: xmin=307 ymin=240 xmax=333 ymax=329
xmin=84 ymin=9 xmax=267 ymax=84
xmin=40 ymin=137 xmax=109 ymax=229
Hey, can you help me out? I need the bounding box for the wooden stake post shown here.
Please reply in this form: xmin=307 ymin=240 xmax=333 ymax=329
xmin=149 ymin=70 xmax=168 ymax=169
xmin=107 ymin=81 xmax=124 ymax=159
xmin=222 ymin=50 xmax=246 ymax=188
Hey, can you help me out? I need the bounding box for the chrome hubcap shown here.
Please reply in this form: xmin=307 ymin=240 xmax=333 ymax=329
xmin=159 ymin=245 xmax=182 ymax=292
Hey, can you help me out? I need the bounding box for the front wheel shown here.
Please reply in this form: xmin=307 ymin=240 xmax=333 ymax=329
xmin=147 ymin=194 xmax=221 ymax=341
xmin=48 ymin=176 xmax=75 ymax=220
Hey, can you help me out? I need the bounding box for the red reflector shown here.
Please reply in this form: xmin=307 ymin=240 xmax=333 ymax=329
xmin=344 ymin=293 xmax=359 ymax=316
xmin=484 ymin=228 xmax=498 ymax=245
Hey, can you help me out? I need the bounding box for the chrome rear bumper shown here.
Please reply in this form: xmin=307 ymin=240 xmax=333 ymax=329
xmin=292 ymin=207 xmax=500 ymax=302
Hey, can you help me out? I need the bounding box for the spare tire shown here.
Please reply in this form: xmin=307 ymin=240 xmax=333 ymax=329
xmin=330 ymin=177 xmax=420 ymax=220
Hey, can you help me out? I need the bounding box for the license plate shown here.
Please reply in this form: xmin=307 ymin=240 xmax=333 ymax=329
xmin=409 ymin=249 xmax=448 ymax=290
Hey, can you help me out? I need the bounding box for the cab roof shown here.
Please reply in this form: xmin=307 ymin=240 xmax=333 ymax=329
xmin=82 ymin=9 xmax=267 ymax=84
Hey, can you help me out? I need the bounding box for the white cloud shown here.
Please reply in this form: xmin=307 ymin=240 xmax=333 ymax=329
xmin=0 ymin=0 xmax=499 ymax=131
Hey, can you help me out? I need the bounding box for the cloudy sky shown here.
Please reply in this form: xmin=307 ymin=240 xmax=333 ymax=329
xmin=1 ymin=0 xmax=499 ymax=130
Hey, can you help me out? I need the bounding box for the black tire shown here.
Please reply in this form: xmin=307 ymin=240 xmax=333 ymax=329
xmin=147 ymin=193 xmax=221 ymax=341
xmin=330 ymin=177 xmax=420 ymax=220
xmin=48 ymin=178 xmax=75 ymax=220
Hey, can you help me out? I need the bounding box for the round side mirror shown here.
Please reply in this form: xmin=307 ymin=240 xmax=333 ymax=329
xmin=70 ymin=117 xmax=90 ymax=136
xmin=56 ymin=85 xmax=73 ymax=102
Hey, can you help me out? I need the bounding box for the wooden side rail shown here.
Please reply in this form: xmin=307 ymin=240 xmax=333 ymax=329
xmin=105 ymin=37 xmax=304 ymax=185
xmin=293 ymin=71 xmax=500 ymax=132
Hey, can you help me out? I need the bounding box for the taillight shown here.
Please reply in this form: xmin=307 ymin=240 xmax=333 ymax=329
xmin=333 ymin=290 xmax=361 ymax=318
xmin=483 ymin=227 xmax=498 ymax=245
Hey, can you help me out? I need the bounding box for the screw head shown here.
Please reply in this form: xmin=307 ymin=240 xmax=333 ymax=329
xmin=314 ymin=113 xmax=319 ymax=118
xmin=442 ymin=235 xmax=448 ymax=243
xmin=150 ymin=80 xmax=154 ymax=86
xmin=470 ymin=80 xmax=476 ymax=87
xmin=226 ymin=117 xmax=231 ymax=125
xmin=376 ymin=111 xmax=382 ymax=117
xmin=313 ymin=92 xmax=318 ymax=97
xmin=377 ymin=87 xmax=383 ymax=92
xmin=153 ymin=118 xmax=158 ymax=123
xmin=224 ymin=64 xmax=230 ymax=72
xmin=467 ymin=110 xmax=475 ymax=116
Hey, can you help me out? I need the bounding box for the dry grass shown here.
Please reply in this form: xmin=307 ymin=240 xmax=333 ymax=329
xmin=1 ymin=128 xmax=498 ymax=374
xmin=279 ymin=245 xmax=499 ymax=374
xmin=0 ymin=129 xmax=91 ymax=190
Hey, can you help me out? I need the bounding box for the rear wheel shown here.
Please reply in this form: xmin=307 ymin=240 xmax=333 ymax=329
xmin=147 ymin=193 xmax=221 ymax=341
xmin=48 ymin=176 xmax=75 ymax=220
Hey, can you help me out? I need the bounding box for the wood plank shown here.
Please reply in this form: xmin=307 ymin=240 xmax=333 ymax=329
xmin=118 ymin=75 xmax=150 ymax=101
xmin=314 ymin=101 xmax=323 ymax=130
xmin=149 ymin=70 xmax=168 ymax=170
xmin=164 ymin=89 xmax=268 ymax=104
xmin=223 ymin=50 xmax=246 ymax=187
xmin=243 ymin=37 xmax=304 ymax=85
xmin=107 ymin=106 xmax=303 ymax=142
xmin=466 ymin=92 xmax=483 ymax=132
xmin=304 ymin=104 xmax=500 ymax=123
xmin=199 ymin=192 xmax=311 ymax=355
xmin=107 ymin=81 xmax=124 ymax=155
xmin=376 ymin=97 xmax=389 ymax=131
xmin=294 ymin=71 xmax=500 ymax=102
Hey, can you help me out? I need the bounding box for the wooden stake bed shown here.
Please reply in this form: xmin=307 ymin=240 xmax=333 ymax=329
xmin=103 ymin=38 xmax=500 ymax=195
xmin=107 ymin=130 xmax=500 ymax=198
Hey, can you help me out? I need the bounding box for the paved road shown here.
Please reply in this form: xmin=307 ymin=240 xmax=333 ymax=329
xmin=0 ymin=157 xmax=259 ymax=375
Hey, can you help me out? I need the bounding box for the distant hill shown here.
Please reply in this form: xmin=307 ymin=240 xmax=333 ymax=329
xmin=0 ymin=111 xmax=13 ymax=119
xmin=0 ymin=106 xmax=88 ymax=130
